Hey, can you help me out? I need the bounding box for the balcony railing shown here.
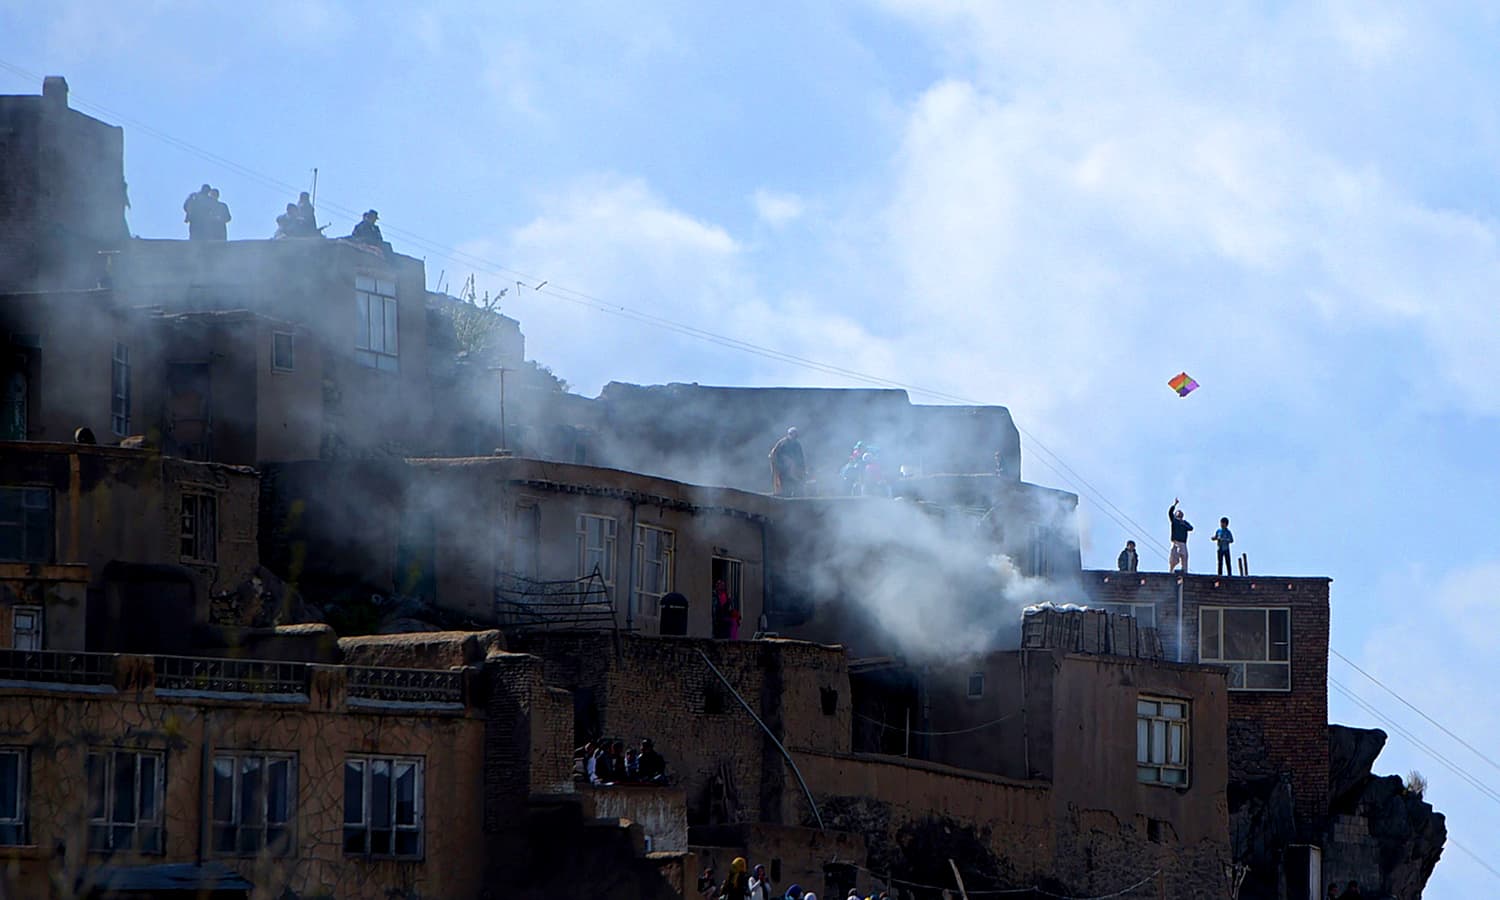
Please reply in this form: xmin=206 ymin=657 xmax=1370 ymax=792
xmin=0 ymin=649 xmax=116 ymax=686
xmin=346 ymin=666 xmax=465 ymax=706
xmin=153 ymin=655 xmax=311 ymax=696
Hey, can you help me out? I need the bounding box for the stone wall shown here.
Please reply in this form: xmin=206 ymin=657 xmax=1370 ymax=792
xmin=582 ymin=784 xmax=690 ymax=852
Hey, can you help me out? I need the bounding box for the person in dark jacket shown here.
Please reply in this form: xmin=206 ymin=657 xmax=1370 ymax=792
xmin=184 ymin=184 xmax=213 ymax=239
xmin=1117 ymin=540 xmax=1139 ymax=572
xmin=768 ymin=427 xmax=807 ymax=497
xmin=1168 ymin=499 xmax=1192 ymax=573
xmin=637 ymin=739 xmax=666 ymax=782
xmin=351 ymin=209 xmax=383 ymax=245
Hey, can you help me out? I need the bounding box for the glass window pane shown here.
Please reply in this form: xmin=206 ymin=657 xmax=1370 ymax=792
xmin=1245 ymin=663 xmax=1290 ymax=690
xmin=1223 ymin=609 xmax=1268 ymax=661
xmin=1162 ymin=768 xmax=1187 ymax=785
xmin=267 ymin=760 xmax=290 ymax=824
xmin=377 ymin=280 xmax=396 ymax=297
xmin=356 ymin=276 xmax=376 ymax=292
xmin=1199 ymin=609 xmax=1220 ymax=659
xmin=138 ymin=755 xmax=157 ymax=821
xmin=1150 ymin=720 xmax=1166 ymax=764
xmin=371 ymin=760 xmax=391 ymax=828
xmin=395 ymin=830 xmax=419 ymax=856
xmin=1136 ymin=700 xmax=1157 ymax=717
xmin=212 ymin=758 xmax=235 ymax=823
xmin=384 ymin=299 xmax=398 ymax=355
xmin=0 ymin=754 xmax=18 ymax=819
xmin=240 ymin=757 xmax=263 ymax=826
xmin=394 ymin=762 xmax=416 ymax=825
xmin=343 ymin=761 xmax=364 ymax=825
xmin=1168 ymin=723 xmax=1184 ymax=765
xmin=1137 ymin=766 xmax=1159 ymax=783
xmin=1269 ymin=609 xmax=1291 ymax=661
xmin=112 ymin=753 xmax=136 ymax=824
xmin=1136 ymin=718 xmax=1149 ymax=764
xmin=1226 ymin=663 xmax=1246 ymax=689
xmin=87 ymin=753 xmax=106 ymax=820
xmin=1162 ymin=703 xmax=1185 ymax=719
xmin=356 ymin=294 xmax=370 ymax=349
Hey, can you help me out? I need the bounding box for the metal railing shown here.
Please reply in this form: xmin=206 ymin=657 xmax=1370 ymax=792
xmin=346 ymin=666 xmax=465 ymax=705
xmin=0 ymin=649 xmax=116 ymax=686
xmin=153 ymin=655 xmax=310 ymax=695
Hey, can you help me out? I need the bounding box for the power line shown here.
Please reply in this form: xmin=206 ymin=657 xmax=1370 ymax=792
xmin=0 ymin=58 xmax=1172 ymax=559
xmin=1446 ymin=836 xmax=1500 ymax=884
xmin=1328 ymin=678 xmax=1500 ymax=811
xmin=1331 ymin=648 xmax=1500 ymax=776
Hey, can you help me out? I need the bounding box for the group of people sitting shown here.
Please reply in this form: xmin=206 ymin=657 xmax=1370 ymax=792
xmin=700 ymin=861 xmax=890 ymax=900
xmin=838 ymin=441 xmax=890 ymax=496
xmin=575 ymin=737 xmax=667 ymax=785
xmin=273 ymin=192 xmax=323 ymax=238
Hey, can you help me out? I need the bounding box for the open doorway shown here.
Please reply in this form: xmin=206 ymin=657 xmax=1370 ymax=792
xmin=710 ymin=557 xmax=742 ymax=639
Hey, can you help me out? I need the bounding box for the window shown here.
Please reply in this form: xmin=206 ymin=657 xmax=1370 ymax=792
xmin=11 ymin=606 xmax=41 ymax=651
xmin=111 ymin=342 xmax=131 ymax=435
xmin=86 ymin=749 xmax=164 ymax=854
xmin=180 ymin=493 xmax=218 ymax=564
xmin=1199 ymin=607 xmax=1291 ymax=691
xmin=212 ymin=753 xmax=294 ymax=856
xmin=0 ymin=748 xmax=26 ymax=845
xmin=1094 ymin=602 xmax=1157 ymax=630
xmin=1137 ymin=697 xmax=1189 ymax=786
xmin=576 ymin=515 xmax=617 ymax=585
xmin=354 ymin=276 xmax=399 ymax=371
xmin=633 ymin=525 xmax=674 ymax=618
xmin=711 ymin=556 xmax=742 ymax=639
xmin=0 ymin=487 xmax=52 ymax=564
xmin=271 ymin=331 xmax=295 ymax=372
xmin=343 ymin=756 xmax=423 ymax=858
xmin=1027 ymin=525 xmax=1051 ymax=578
xmin=511 ymin=501 xmax=540 ymax=580
xmin=967 ymin=672 xmax=985 ymax=699
xmin=1 ymin=371 xmax=25 ymax=441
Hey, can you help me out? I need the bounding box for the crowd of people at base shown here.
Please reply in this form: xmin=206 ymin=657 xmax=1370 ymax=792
xmin=698 ymin=858 xmax=893 ymax=900
xmin=180 ymin=183 xmax=387 ymax=252
xmin=1115 ymin=499 xmax=1241 ymax=577
xmin=574 ymin=737 xmax=668 ymax=786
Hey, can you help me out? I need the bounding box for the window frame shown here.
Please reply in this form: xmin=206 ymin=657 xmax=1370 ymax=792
xmin=111 ymin=342 xmax=131 ymax=436
xmin=354 ymin=276 xmax=399 ymax=372
xmin=0 ymin=486 xmax=53 ymax=564
xmin=1093 ymin=602 xmax=1157 ymax=630
xmin=632 ymin=524 xmax=675 ymax=618
xmin=342 ymin=755 xmax=424 ymax=860
xmin=967 ymin=672 xmax=985 ymax=699
xmin=179 ymin=492 xmax=219 ymax=565
xmin=86 ymin=748 xmax=165 ymax=855
xmin=1027 ymin=524 xmax=1051 ymax=578
xmin=11 ymin=605 xmax=42 ymax=651
xmin=0 ymin=747 xmax=27 ymax=846
xmin=1198 ymin=606 xmax=1292 ymax=692
xmin=211 ymin=751 xmax=296 ymax=857
xmin=1136 ymin=696 xmax=1190 ymax=787
xmin=271 ymin=331 xmax=296 ymax=373
xmin=576 ymin=514 xmax=618 ymax=586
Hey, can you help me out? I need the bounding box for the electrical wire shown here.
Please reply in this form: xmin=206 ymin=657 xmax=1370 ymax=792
xmin=854 ymin=710 xmax=1016 ymax=737
xmin=1328 ymin=678 xmax=1500 ymax=810
xmin=1331 ymin=648 xmax=1500 ymax=776
xmin=7 ymin=59 xmax=1500 ymax=878
xmin=844 ymin=858 xmax=1161 ymax=898
xmin=0 ymin=57 xmax=1173 ymax=560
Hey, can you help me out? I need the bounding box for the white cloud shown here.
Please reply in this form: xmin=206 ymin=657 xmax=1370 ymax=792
xmin=752 ymin=189 xmax=806 ymax=227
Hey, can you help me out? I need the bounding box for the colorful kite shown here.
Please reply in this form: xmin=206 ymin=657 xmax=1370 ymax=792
xmin=1168 ymin=372 xmax=1199 ymax=397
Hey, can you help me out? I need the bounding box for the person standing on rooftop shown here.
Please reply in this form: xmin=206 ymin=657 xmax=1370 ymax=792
xmin=1168 ymin=499 xmax=1192 ymax=573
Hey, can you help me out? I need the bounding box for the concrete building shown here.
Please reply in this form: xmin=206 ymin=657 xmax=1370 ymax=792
xmin=0 ymin=441 xmax=259 ymax=654
xmin=0 ymin=77 xmax=129 ymax=292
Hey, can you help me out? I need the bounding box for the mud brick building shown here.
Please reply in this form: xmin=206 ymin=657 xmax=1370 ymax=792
xmin=1083 ymin=571 xmax=1332 ymax=898
xmin=0 ymin=441 xmax=259 ymax=653
xmin=0 ymin=77 xmax=129 ymax=292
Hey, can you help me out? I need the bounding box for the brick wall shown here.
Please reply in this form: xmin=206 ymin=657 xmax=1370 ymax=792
xmin=1084 ymin=571 xmax=1331 ymax=827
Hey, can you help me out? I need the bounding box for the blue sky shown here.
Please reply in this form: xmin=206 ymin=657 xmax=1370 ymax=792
xmin=5 ymin=2 xmax=1499 ymax=894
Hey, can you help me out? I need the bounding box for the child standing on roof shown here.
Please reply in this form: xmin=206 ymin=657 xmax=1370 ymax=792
xmin=1214 ymin=517 xmax=1235 ymax=576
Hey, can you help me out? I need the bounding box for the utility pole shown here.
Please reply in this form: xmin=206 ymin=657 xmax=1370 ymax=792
xmin=487 ymin=366 xmax=510 ymax=452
